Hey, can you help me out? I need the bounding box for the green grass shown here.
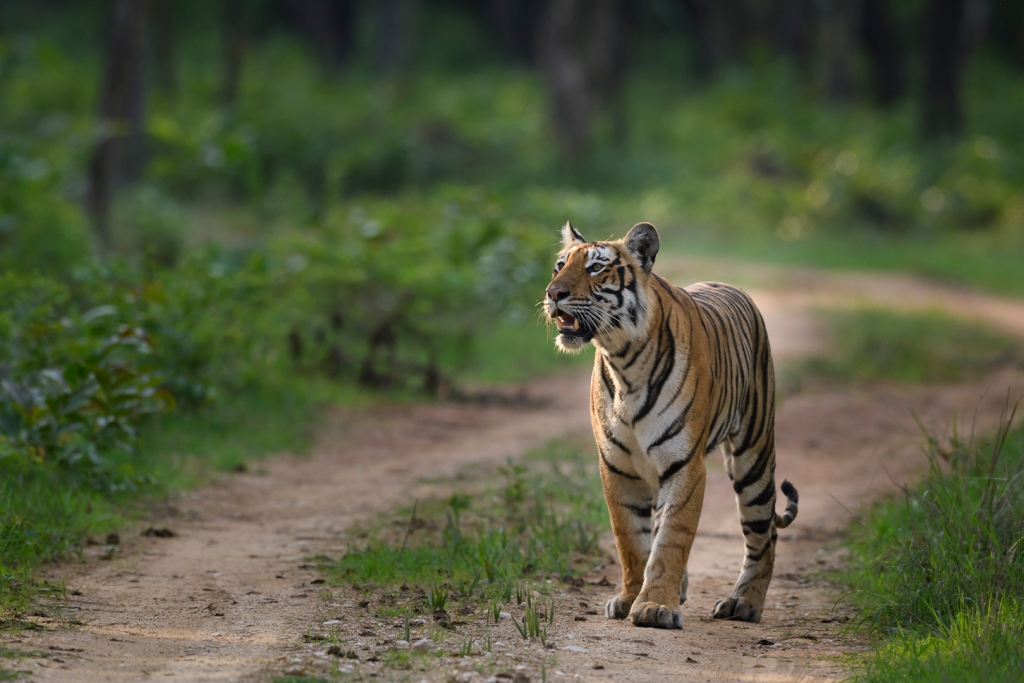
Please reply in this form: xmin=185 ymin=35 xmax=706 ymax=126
xmin=843 ymin=412 xmax=1024 ymax=681
xmin=675 ymin=232 xmax=1024 ymax=299
xmin=0 ymin=442 xmax=122 ymax=616
xmin=138 ymin=381 xmax=341 ymax=481
xmin=860 ymin=601 xmax=1024 ymax=683
xmin=787 ymin=308 xmax=1020 ymax=389
xmin=324 ymin=439 xmax=607 ymax=598
xmin=456 ymin=320 xmax=594 ymax=384
xmin=0 ymin=647 xmax=35 ymax=680
xmin=0 ymin=384 xmax=332 ymax=618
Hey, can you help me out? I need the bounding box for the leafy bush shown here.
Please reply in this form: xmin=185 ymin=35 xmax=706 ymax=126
xmin=111 ymin=187 xmax=187 ymax=268
xmin=269 ymin=190 xmax=552 ymax=388
xmin=0 ymin=121 xmax=93 ymax=277
xmin=0 ymin=274 xmax=175 ymax=489
xmin=0 ymin=185 xmax=556 ymax=492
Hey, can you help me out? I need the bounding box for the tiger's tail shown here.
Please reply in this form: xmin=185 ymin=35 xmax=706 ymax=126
xmin=774 ymin=480 xmax=799 ymax=529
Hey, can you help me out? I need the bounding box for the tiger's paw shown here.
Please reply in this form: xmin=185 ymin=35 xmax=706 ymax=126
xmin=628 ymin=601 xmax=683 ymax=629
xmin=605 ymin=594 xmax=637 ymax=620
xmin=711 ymin=597 xmax=761 ymax=622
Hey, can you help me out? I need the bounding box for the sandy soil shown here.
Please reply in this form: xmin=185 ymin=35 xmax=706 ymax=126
xmin=6 ymin=262 xmax=1024 ymax=683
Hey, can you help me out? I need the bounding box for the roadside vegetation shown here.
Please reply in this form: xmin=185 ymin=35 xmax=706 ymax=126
xmin=783 ymin=308 xmax=1022 ymax=392
xmin=295 ymin=440 xmax=609 ymax=679
xmin=843 ymin=408 xmax=1024 ymax=682
xmin=2 ymin=0 xmax=1024 ymax=648
xmin=325 ymin=439 xmax=607 ymax=598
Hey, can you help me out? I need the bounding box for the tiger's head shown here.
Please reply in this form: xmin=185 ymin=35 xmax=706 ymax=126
xmin=544 ymin=221 xmax=660 ymax=353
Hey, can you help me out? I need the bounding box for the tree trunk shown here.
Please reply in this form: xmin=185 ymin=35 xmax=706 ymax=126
xmin=537 ymin=0 xmax=592 ymax=162
xmin=815 ymin=0 xmax=859 ymax=102
xmin=221 ymin=0 xmax=245 ymax=106
xmin=374 ymin=0 xmax=416 ymax=76
xmin=861 ymin=0 xmax=905 ymax=106
xmin=680 ymin=0 xmax=714 ymax=80
xmin=280 ymin=0 xmax=357 ymax=67
xmin=776 ymin=0 xmax=814 ymax=70
xmin=582 ymin=0 xmax=627 ymax=145
xmin=705 ymin=0 xmax=741 ymax=70
xmin=1019 ymin=10 xmax=1024 ymax=72
xmin=151 ymin=0 xmax=175 ymax=98
xmin=87 ymin=0 xmax=150 ymax=256
xmin=921 ymin=0 xmax=967 ymax=139
xmin=960 ymin=0 xmax=990 ymax=54
xmin=537 ymin=0 xmax=625 ymax=161
xmin=485 ymin=0 xmax=540 ymax=64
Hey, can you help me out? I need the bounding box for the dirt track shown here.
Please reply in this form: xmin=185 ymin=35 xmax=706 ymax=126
xmin=6 ymin=260 xmax=1024 ymax=683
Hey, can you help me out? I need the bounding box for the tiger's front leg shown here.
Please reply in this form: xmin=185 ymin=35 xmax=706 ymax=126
xmin=599 ymin=456 xmax=654 ymax=620
xmin=628 ymin=445 xmax=707 ymax=630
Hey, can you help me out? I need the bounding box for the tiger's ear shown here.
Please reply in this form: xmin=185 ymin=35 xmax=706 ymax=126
xmin=624 ymin=222 xmax=660 ymax=273
xmin=560 ymin=221 xmax=586 ymax=248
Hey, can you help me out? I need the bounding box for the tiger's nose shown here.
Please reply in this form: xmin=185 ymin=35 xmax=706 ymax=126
xmin=547 ymin=285 xmax=569 ymax=302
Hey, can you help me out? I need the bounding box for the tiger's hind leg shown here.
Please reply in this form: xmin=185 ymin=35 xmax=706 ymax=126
xmin=712 ymin=437 xmax=779 ymax=623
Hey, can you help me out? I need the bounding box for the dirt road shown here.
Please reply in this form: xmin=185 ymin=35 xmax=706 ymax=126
xmin=7 ymin=261 xmax=1024 ymax=682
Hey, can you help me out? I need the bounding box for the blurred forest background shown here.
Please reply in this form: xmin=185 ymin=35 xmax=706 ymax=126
xmin=2 ymin=0 xmax=1024 ymax=611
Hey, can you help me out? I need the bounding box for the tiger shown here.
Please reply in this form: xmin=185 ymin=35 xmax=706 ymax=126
xmin=543 ymin=221 xmax=798 ymax=629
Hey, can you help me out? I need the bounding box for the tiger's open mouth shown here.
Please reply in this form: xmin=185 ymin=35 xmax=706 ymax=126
xmin=553 ymin=310 xmax=594 ymax=341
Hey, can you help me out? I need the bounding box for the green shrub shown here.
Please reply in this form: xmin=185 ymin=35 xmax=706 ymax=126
xmin=111 ymin=187 xmax=187 ymax=268
xmin=0 ymin=128 xmax=93 ymax=277
xmin=0 ymin=274 xmax=174 ymax=489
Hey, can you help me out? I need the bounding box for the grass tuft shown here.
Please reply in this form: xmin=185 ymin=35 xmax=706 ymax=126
xmin=324 ymin=440 xmax=606 ymax=600
xmin=858 ymin=600 xmax=1024 ymax=683
xmin=844 ymin=401 xmax=1024 ymax=681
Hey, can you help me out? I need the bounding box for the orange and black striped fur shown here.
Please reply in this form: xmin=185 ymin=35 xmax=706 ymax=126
xmin=544 ymin=221 xmax=798 ymax=629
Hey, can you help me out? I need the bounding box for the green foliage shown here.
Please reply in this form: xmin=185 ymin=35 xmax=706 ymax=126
xmin=512 ymin=590 xmax=553 ymax=643
xmin=844 ymin=413 xmax=1024 ymax=681
xmin=266 ymin=188 xmax=555 ymax=390
xmin=0 ymin=438 xmax=120 ymax=616
xmin=326 ymin=441 xmax=606 ymax=596
xmin=138 ymin=386 xmax=326 ymax=477
xmin=111 ymin=187 xmax=187 ymax=268
xmin=847 ymin=417 xmax=1024 ymax=631
xmin=0 ymin=265 xmax=325 ymax=614
xmin=684 ymin=232 xmax=1024 ymax=298
xmin=5 ymin=3 xmax=1024 ymax=648
xmin=857 ymin=601 xmax=1024 ymax=683
xmin=0 ymin=36 xmax=96 ymax=277
xmin=0 ymin=274 xmax=174 ymax=489
xmin=6 ymin=25 xmax=1024 ymax=296
xmin=625 ymin=58 xmax=1024 ymax=242
xmin=791 ymin=308 xmax=1020 ymax=387
xmin=426 ymin=584 xmax=448 ymax=611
